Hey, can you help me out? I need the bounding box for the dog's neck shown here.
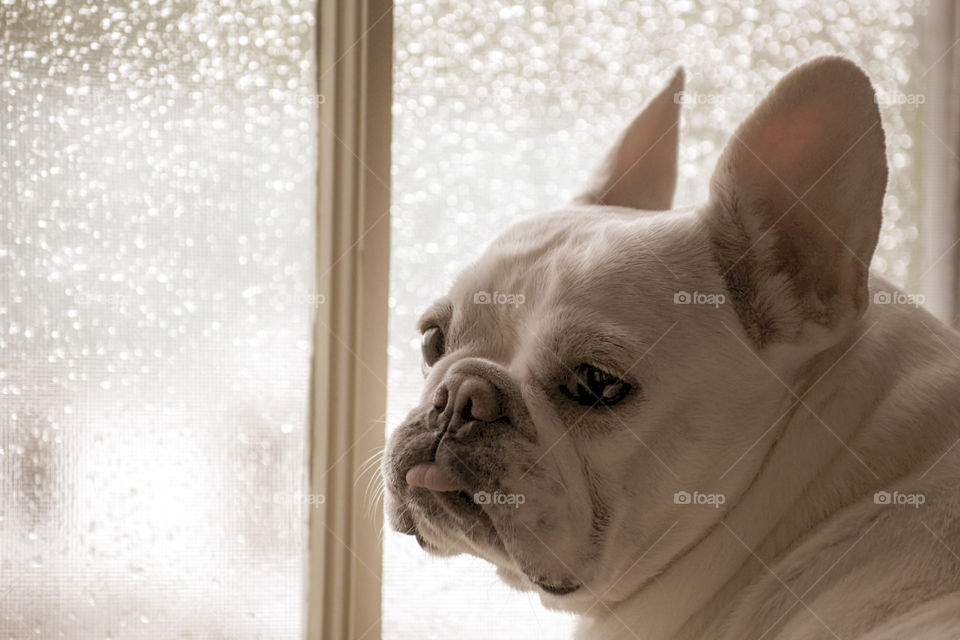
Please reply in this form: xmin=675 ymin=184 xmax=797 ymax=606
xmin=578 ymin=293 xmax=960 ymax=640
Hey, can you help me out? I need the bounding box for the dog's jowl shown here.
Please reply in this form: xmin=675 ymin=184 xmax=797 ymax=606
xmin=383 ymin=57 xmax=960 ymax=640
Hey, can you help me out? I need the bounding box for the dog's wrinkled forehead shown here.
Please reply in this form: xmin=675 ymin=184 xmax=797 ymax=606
xmin=436 ymin=206 xmax=697 ymax=361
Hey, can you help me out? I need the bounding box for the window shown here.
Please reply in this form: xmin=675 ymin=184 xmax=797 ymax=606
xmin=2 ymin=1 xmax=955 ymax=639
xmin=1 ymin=2 xmax=316 ymax=637
xmin=385 ymin=0 xmax=943 ymax=638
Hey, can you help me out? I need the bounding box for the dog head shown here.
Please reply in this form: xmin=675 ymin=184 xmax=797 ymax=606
xmin=383 ymin=57 xmax=887 ymax=610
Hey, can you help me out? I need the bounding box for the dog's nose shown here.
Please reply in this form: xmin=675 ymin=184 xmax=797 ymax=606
xmin=432 ymin=372 xmax=504 ymax=426
xmin=425 ymin=357 xmax=536 ymax=443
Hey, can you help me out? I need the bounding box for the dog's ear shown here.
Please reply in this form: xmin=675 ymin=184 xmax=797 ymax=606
xmin=574 ymin=68 xmax=684 ymax=211
xmin=708 ymin=56 xmax=887 ymax=351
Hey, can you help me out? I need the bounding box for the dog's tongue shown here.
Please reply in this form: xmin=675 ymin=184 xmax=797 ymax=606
xmin=406 ymin=462 xmax=462 ymax=492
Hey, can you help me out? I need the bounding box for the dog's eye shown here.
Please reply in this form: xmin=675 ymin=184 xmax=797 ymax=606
xmin=421 ymin=326 xmax=445 ymax=368
xmin=560 ymin=364 xmax=631 ymax=407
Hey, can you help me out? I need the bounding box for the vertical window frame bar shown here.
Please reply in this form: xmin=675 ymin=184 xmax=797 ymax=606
xmin=309 ymin=1 xmax=393 ymax=638
xmin=921 ymin=0 xmax=960 ymax=326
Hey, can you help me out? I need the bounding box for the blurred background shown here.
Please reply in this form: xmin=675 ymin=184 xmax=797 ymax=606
xmin=1 ymin=1 xmax=316 ymax=637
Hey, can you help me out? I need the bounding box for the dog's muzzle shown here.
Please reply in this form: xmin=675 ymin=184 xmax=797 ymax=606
xmin=384 ymin=359 xmax=586 ymax=596
xmin=384 ymin=358 xmax=536 ymax=530
xmin=403 ymin=361 xmax=515 ymax=493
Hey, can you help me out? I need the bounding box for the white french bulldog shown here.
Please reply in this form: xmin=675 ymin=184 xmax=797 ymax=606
xmin=382 ymin=57 xmax=960 ymax=639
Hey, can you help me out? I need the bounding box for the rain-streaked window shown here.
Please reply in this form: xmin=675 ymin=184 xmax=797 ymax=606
xmin=385 ymin=1 xmax=929 ymax=638
xmin=1 ymin=2 xmax=316 ymax=637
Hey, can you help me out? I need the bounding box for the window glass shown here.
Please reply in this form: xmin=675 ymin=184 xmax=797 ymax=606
xmin=0 ymin=2 xmax=317 ymax=637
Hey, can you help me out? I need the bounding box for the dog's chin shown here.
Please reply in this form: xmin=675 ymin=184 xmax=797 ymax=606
xmin=497 ymin=563 xmax=579 ymax=592
xmin=496 ymin=564 xmax=586 ymax=611
xmin=496 ymin=564 xmax=532 ymax=590
xmin=393 ymin=492 xmax=586 ymax=602
xmin=390 ymin=487 xmax=505 ymax=556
